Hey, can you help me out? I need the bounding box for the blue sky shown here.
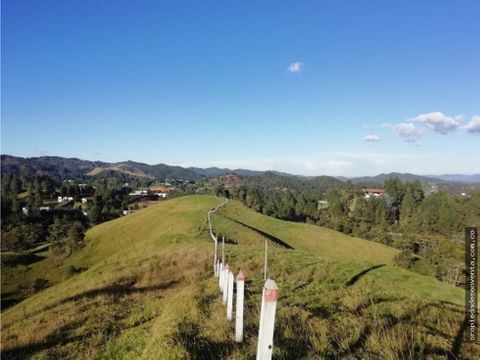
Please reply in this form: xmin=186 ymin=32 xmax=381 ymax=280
xmin=1 ymin=0 xmax=479 ymax=176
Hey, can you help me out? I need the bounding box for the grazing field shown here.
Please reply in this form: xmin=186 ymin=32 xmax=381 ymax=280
xmin=1 ymin=195 xmax=477 ymax=359
xmin=213 ymin=200 xmax=400 ymax=264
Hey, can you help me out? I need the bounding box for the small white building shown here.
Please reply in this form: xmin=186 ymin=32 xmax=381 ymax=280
xmin=22 ymin=207 xmax=29 ymax=216
xmin=129 ymin=190 xmax=148 ymax=196
xmin=39 ymin=206 xmax=50 ymax=211
xmin=156 ymin=192 xmax=168 ymax=198
xmin=81 ymin=197 xmax=88 ymax=204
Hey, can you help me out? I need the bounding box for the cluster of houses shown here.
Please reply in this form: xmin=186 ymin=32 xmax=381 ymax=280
xmin=361 ymin=188 xmax=385 ymax=199
xmin=315 ymin=189 xmax=386 ymax=209
xmin=22 ymin=206 xmax=51 ymax=215
xmin=128 ymin=190 xmax=149 ymax=196
xmin=128 ymin=190 xmax=168 ymax=198
xmin=22 ymin=206 xmax=87 ymax=216
xmin=57 ymin=196 xmax=92 ymax=203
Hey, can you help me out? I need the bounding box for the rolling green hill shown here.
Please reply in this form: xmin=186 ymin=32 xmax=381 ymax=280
xmin=213 ymin=200 xmax=399 ymax=264
xmin=1 ymin=195 xmax=477 ymax=359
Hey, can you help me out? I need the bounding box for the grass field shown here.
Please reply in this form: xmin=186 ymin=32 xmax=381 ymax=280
xmin=212 ymin=200 xmax=399 ymax=264
xmin=1 ymin=195 xmax=478 ymax=359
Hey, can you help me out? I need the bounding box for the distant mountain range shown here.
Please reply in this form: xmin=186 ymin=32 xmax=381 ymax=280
xmin=426 ymin=174 xmax=480 ymax=184
xmin=187 ymin=167 xmax=263 ymax=177
xmin=350 ymin=172 xmax=447 ymax=184
xmin=350 ymin=172 xmax=480 ymax=185
xmin=1 ymin=154 xmax=479 ymax=185
xmin=0 ymin=155 xmax=201 ymax=183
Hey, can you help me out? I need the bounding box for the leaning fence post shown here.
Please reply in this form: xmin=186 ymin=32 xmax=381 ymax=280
xmin=235 ymin=271 xmax=245 ymax=342
xmin=222 ymin=264 xmax=229 ymax=304
xmin=256 ymin=279 xmax=278 ymax=360
xmin=263 ymin=239 xmax=268 ymax=281
xmin=227 ymin=271 xmax=234 ymax=320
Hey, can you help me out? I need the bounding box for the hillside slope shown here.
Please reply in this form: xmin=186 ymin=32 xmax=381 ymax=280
xmin=1 ymin=195 xmax=477 ymax=359
xmin=213 ymin=200 xmax=399 ymax=264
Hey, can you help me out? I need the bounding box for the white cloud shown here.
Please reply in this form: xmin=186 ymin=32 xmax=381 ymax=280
xmin=362 ymin=124 xmax=369 ymax=129
xmin=287 ymin=62 xmax=302 ymax=73
xmin=383 ymin=112 xmax=467 ymax=142
xmin=463 ymin=115 xmax=480 ymax=135
xmin=389 ymin=122 xmax=423 ymax=143
xmin=407 ymin=111 xmax=462 ymax=134
xmin=364 ymin=134 xmax=381 ymax=142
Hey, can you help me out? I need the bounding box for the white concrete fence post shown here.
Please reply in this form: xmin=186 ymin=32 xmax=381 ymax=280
xmin=219 ymin=262 xmax=224 ymax=291
xmin=215 ymin=259 xmax=220 ymax=278
xmin=235 ymin=271 xmax=245 ymax=342
xmin=213 ymin=234 xmax=218 ymax=275
xmin=213 ymin=257 xmax=217 ymax=277
xmin=227 ymin=271 xmax=234 ymax=320
xmin=222 ymin=264 xmax=229 ymax=304
xmin=222 ymin=236 xmax=225 ymax=264
xmin=256 ymin=279 xmax=278 ymax=360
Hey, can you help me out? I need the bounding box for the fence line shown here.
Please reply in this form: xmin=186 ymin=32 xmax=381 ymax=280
xmin=207 ymin=197 xmax=278 ymax=357
xmin=208 ymin=198 xmax=228 ymax=273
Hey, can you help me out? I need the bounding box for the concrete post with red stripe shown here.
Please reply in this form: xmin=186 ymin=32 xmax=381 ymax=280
xmin=256 ymin=278 xmax=278 ymax=360
xmin=235 ymin=271 xmax=245 ymax=342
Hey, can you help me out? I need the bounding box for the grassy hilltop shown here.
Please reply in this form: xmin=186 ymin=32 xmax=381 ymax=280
xmin=1 ymin=195 xmax=478 ymax=359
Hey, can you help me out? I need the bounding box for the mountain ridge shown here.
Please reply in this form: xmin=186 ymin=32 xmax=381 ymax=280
xmin=2 ymin=154 xmax=479 ymax=184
